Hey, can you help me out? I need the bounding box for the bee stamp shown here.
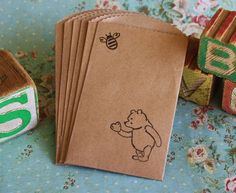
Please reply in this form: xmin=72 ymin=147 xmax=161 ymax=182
xmin=99 ymin=32 xmax=120 ymax=50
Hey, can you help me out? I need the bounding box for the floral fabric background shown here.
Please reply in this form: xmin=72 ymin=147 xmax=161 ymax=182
xmin=0 ymin=0 xmax=236 ymax=193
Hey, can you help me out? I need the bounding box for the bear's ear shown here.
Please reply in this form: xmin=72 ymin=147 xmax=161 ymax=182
xmin=137 ymin=109 xmax=143 ymax=114
xmin=130 ymin=109 xmax=136 ymax=114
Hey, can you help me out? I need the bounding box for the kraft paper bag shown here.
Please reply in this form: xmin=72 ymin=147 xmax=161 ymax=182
xmin=56 ymin=10 xmax=126 ymax=162
xmin=68 ymin=11 xmax=179 ymax=132
xmin=55 ymin=11 xmax=78 ymax=160
xmin=56 ymin=9 xmax=131 ymax=162
xmin=67 ymin=12 xmax=141 ymax=144
xmin=55 ymin=10 xmax=96 ymax=161
xmin=62 ymin=11 xmax=129 ymax=151
xmin=60 ymin=13 xmax=147 ymax=162
xmin=63 ymin=17 xmax=188 ymax=180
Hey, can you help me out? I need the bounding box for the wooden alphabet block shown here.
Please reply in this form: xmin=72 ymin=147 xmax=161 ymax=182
xmin=222 ymin=80 xmax=236 ymax=115
xmin=179 ymin=37 xmax=215 ymax=105
xmin=198 ymin=9 xmax=236 ymax=82
xmin=0 ymin=50 xmax=39 ymax=143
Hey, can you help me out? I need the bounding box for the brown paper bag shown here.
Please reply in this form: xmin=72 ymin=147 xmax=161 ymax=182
xmin=58 ymin=10 xmax=135 ymax=163
xmin=56 ymin=10 xmax=188 ymax=180
xmin=56 ymin=9 xmax=127 ymax=162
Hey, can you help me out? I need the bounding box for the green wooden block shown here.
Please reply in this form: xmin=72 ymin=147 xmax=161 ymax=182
xmin=0 ymin=50 xmax=39 ymax=143
xmin=198 ymin=9 xmax=236 ymax=82
xmin=198 ymin=37 xmax=236 ymax=82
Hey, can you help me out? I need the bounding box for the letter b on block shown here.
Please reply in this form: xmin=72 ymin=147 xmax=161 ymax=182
xmin=0 ymin=87 xmax=38 ymax=143
xmin=199 ymin=37 xmax=236 ymax=82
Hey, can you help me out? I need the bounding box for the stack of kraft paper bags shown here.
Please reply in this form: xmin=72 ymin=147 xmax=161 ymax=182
xmin=55 ymin=9 xmax=189 ymax=180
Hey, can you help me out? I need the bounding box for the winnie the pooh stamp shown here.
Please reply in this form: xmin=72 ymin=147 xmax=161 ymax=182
xmin=110 ymin=109 xmax=162 ymax=162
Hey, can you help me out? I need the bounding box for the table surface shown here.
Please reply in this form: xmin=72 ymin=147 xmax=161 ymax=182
xmin=1 ymin=0 xmax=236 ymax=193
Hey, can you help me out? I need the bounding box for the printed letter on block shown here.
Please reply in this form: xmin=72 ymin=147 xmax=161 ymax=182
xmin=0 ymin=50 xmax=38 ymax=143
xmin=198 ymin=9 xmax=236 ymax=82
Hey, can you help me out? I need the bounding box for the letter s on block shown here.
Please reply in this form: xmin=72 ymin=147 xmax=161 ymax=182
xmin=0 ymin=93 xmax=31 ymax=138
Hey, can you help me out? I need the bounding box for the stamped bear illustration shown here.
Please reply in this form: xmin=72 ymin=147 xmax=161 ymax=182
xmin=110 ymin=109 xmax=162 ymax=162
